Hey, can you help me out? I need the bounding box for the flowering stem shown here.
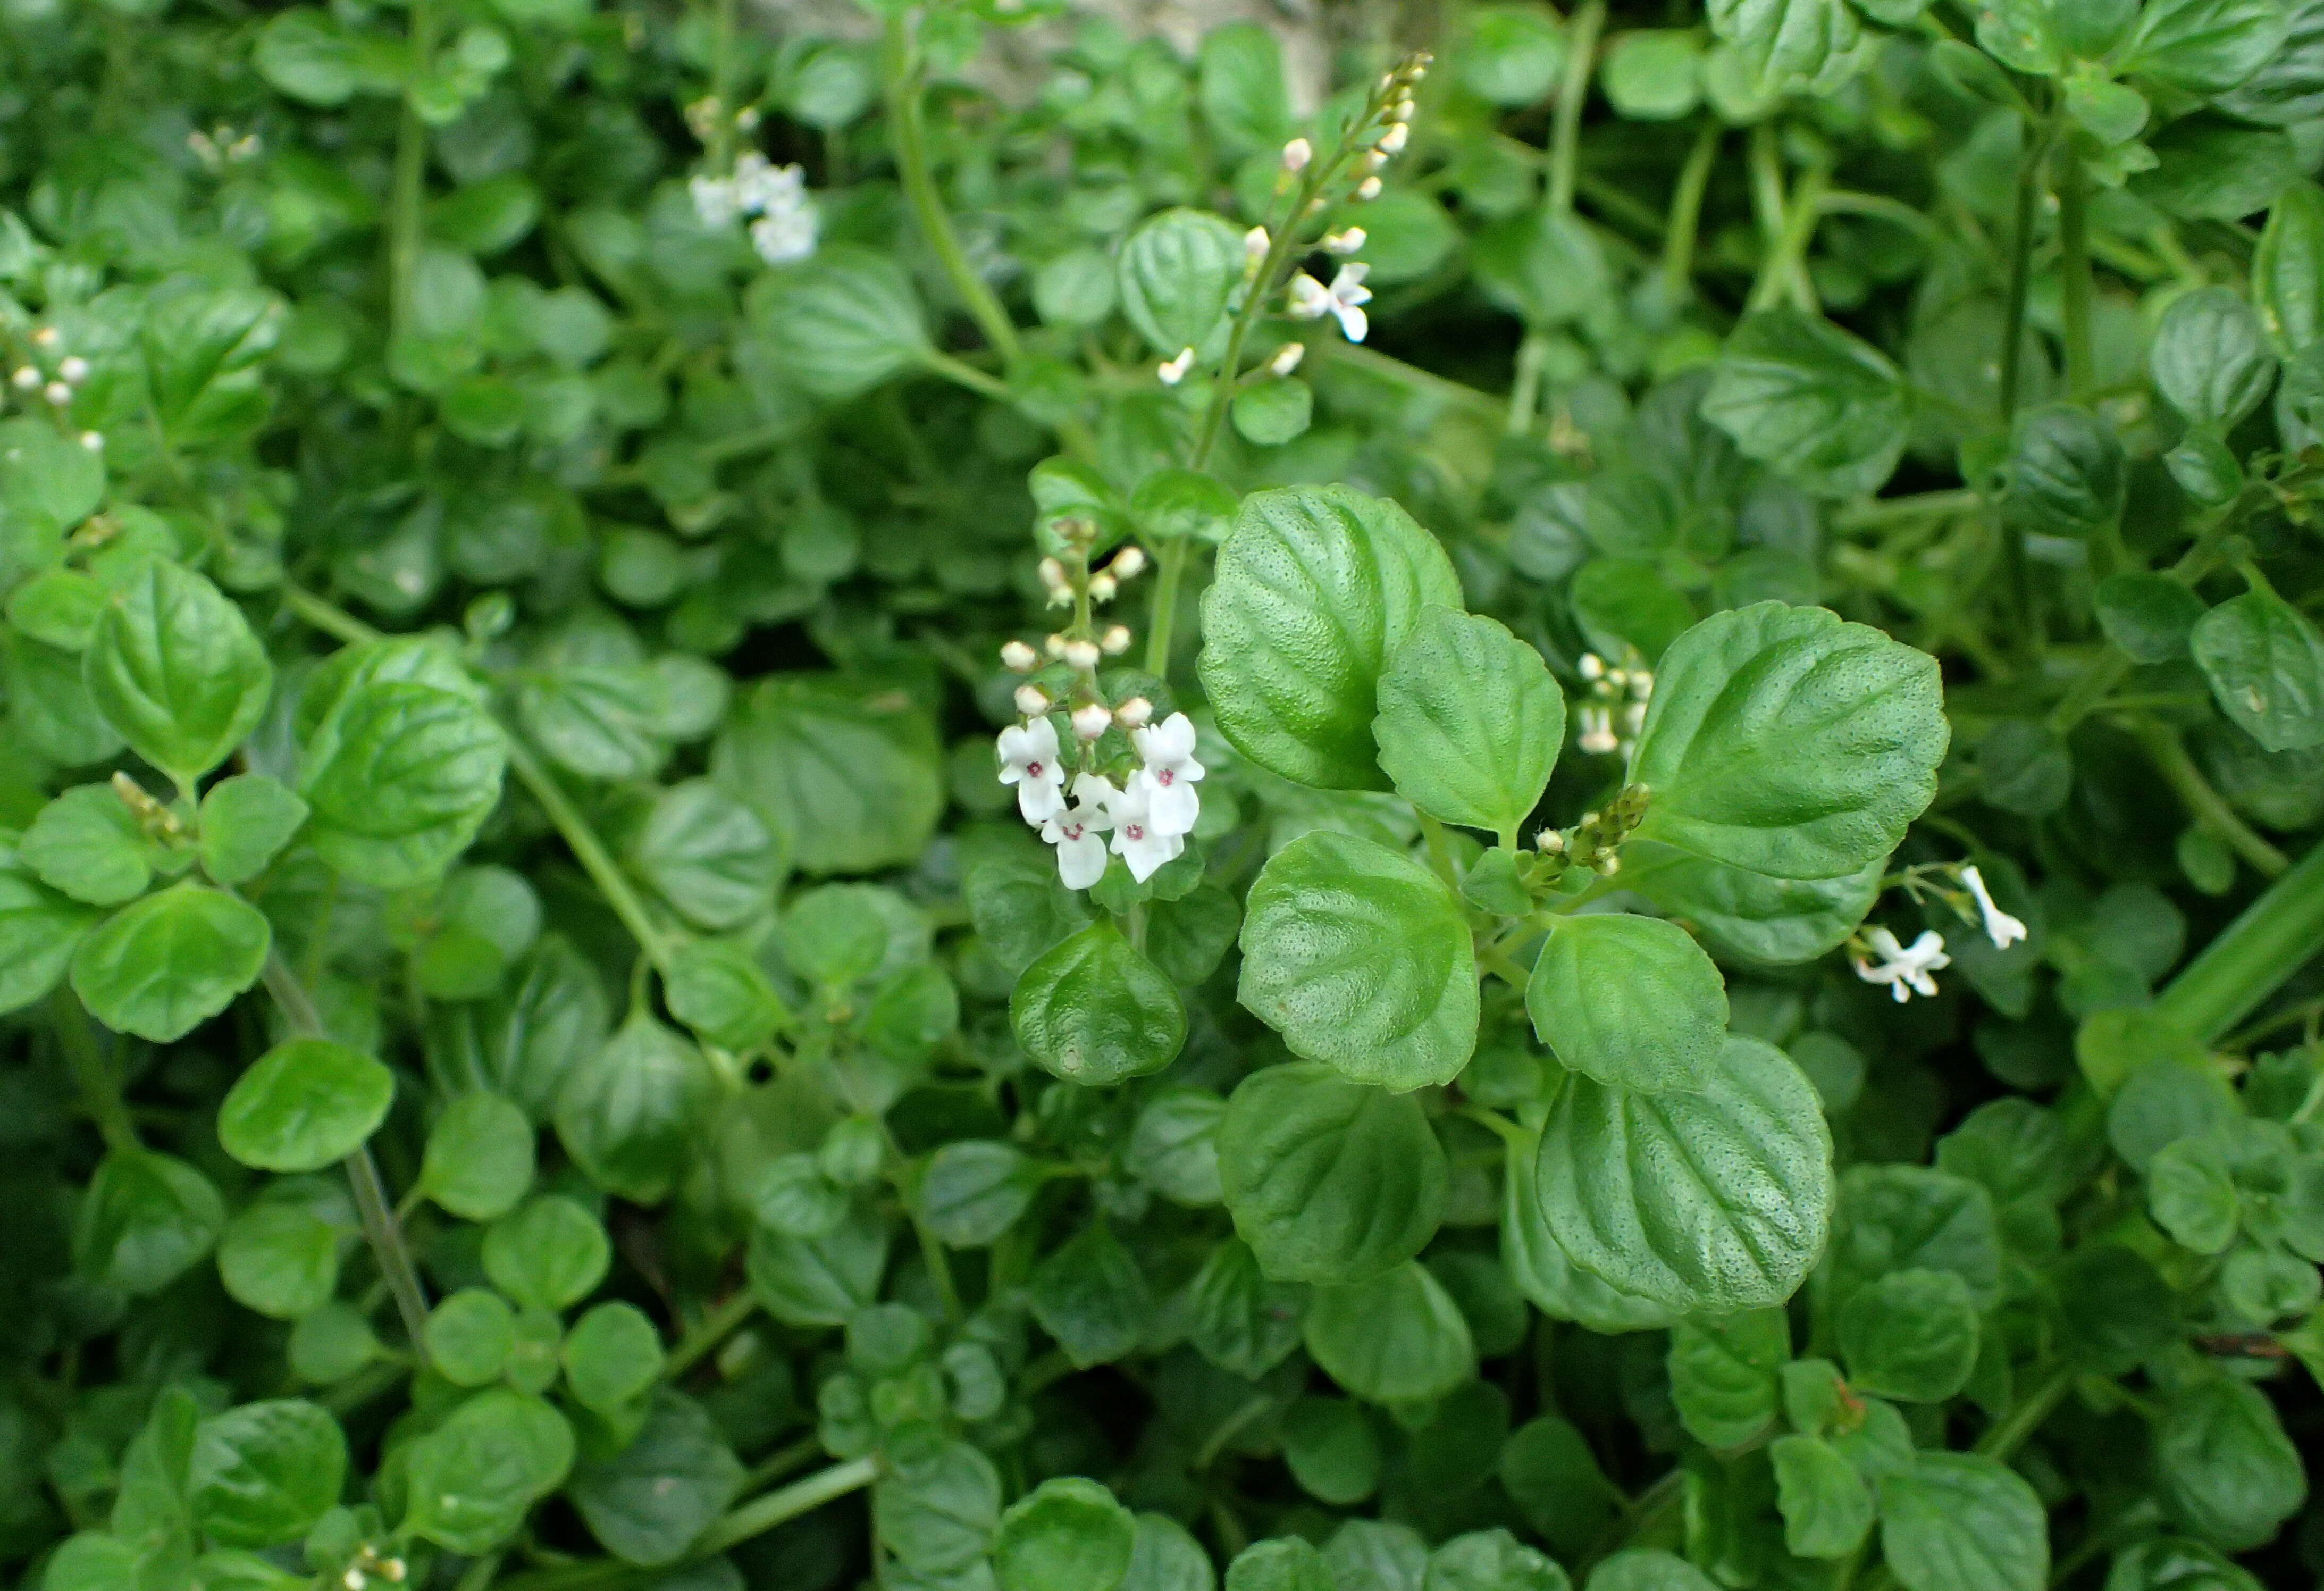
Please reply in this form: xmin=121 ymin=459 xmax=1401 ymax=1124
xmin=2155 ymin=838 xmax=2324 ymax=1044
xmin=1546 ymin=0 xmax=1604 ymax=216
xmin=387 ymin=0 xmax=439 ymax=339
xmin=883 ymin=12 xmax=1019 ymax=369
xmin=1140 ymin=533 xmax=1190 ymax=676
xmin=707 ymin=0 xmax=740 ymax=171
xmin=260 ymin=950 xmax=435 ymax=1366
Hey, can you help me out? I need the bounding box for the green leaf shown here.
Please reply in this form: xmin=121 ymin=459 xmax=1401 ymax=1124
xmin=1304 ymin=1261 xmax=1478 ymax=1404
xmin=1226 ymin=1538 xmax=1332 ymax=1591
xmin=1188 ymin=1237 xmax=1310 ymax=1379
xmin=1620 ymin=843 xmax=1883 ymax=964
xmin=1500 ymin=1129 xmax=1680 ymax=1333
xmin=0 ymin=854 xmax=104 ymax=1015
xmin=1126 ymin=1090 xmax=1226 ymax=1206
xmin=1707 ymin=0 xmax=1860 ymax=88
xmin=219 ymin=1198 xmax=341 ymax=1319
xmin=995 ymin=1477 xmax=1137 ymax=1591
xmin=2007 ymin=406 xmax=2124 ymax=535
xmin=2190 ymin=589 xmax=2324 ymax=752
xmin=1585 ymin=1550 xmax=1717 ymax=1591
xmin=1030 ymin=1220 xmax=1151 ymax=1366
xmin=1838 ymin=1269 xmax=1979 ymax=1402
xmin=71 ymin=882 xmax=270 ymax=1042
xmin=254 ymin=9 xmax=363 ymax=103
xmin=627 ymin=778 xmax=782 ymax=929
xmin=483 ymin=1195 xmax=610 ymax=1311
xmin=1769 ymin=1434 xmax=1874 ymax=1559
xmin=22 ymin=783 xmax=156 ymax=907
xmin=299 ymin=680 xmax=506 ymax=889
xmin=1232 ymin=378 xmax=1313 ymax=447
xmin=876 ymin=1437 xmax=1002 ymax=1574
xmin=1626 ymin=602 xmax=1948 ymax=881
xmin=1825 ymin=1165 xmax=2004 ymax=1314
xmin=1373 ymin=607 xmax=1563 ymax=840
xmin=1703 ymin=312 xmax=1905 ymax=499
xmin=1424 ymin=1529 xmax=1567 ymax=1591
xmin=553 ymin=1012 xmax=714 ymax=1205
xmin=75 ymin=1148 xmax=225 ymax=1294
xmin=746 ymin=1202 xmax=888 ymax=1326
xmin=402 ymin=1389 xmax=575 ymax=1554
xmin=187 ymin=1401 xmax=346 ymax=1549
xmin=2095 ymin=573 xmax=2208 ymax=664
xmin=1534 ymin=1034 xmax=1833 ymax=1312
xmin=745 ymin=246 xmax=928 ymax=400
xmin=1125 ymin=1513 xmax=1216 ymax=1591
xmin=5 ymin=567 xmax=107 ymax=650
xmin=1118 ymin=209 xmax=1244 ymax=361
xmin=2152 ymin=1377 xmax=2307 ymax=1551
xmin=568 ymin=1391 xmax=742 ymax=1567
xmin=2254 ymin=181 xmax=2324 ymax=354
xmin=919 ymin=1140 xmax=1038 ymax=1246
xmin=665 ymin=937 xmax=789 ymax=1052
xmin=1237 ymin=830 xmax=1477 ymax=1090
xmin=2124 ymin=0 xmax=2286 ymax=93
xmin=1011 ymin=920 xmax=1186 ymax=1086
xmin=426 ymin=1289 xmax=516 ymax=1387
xmin=562 ymin=1302 xmax=666 ymax=1414
xmin=84 ymin=560 xmax=272 ymax=789
xmin=1667 ymin=1308 xmax=1788 ymax=1448
xmin=197 ymin=775 xmax=308 ymax=887
xmin=1462 ymin=6 xmax=1568 ymax=104
xmin=713 ymin=675 xmax=943 ymax=875
xmin=1218 ymin=1062 xmax=1446 ymax=1283
xmin=1525 ymin=913 xmax=1727 ymax=1092
xmin=1196 ymin=22 xmax=1290 ymax=153
xmin=1876 ymin=1452 xmax=2048 ymax=1591
xmin=2150 ymin=288 xmax=2275 ymax=430
xmin=0 ymin=416 xmax=105 ymax=532
xmin=1282 ymin=1398 xmax=1381 ymax=1506
xmin=1198 ymin=484 xmax=1464 ymax=791
xmin=217 ymin=1037 xmax=395 ymax=1173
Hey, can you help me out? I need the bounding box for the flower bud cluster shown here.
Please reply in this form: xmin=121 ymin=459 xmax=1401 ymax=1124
xmin=13 ymin=325 xmax=98 ymax=448
xmin=187 ymin=124 xmax=263 ymax=171
xmin=690 ymin=152 xmax=819 ymax=265
xmin=1575 ymin=651 xmax=1653 ymax=757
xmin=1534 ymin=782 xmax=1650 ymax=880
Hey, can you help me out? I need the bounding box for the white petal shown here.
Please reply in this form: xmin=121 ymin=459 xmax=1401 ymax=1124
xmin=1057 ymin=832 xmax=1109 ymax=889
xmin=1017 ymin=778 xmax=1067 ymax=824
xmin=1331 ymin=301 xmax=1368 ymax=343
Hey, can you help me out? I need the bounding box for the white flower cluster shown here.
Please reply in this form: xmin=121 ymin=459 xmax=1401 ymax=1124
xmin=690 ymin=153 xmax=818 ymax=266
xmin=12 ymin=326 xmax=102 ymax=450
xmin=1850 ymin=862 xmax=2029 ymax=1004
xmin=1576 ymin=652 xmax=1651 ymax=756
xmin=998 ymin=709 xmax=1205 ymax=889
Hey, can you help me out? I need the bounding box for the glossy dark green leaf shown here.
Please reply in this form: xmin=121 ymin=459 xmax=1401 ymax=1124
xmin=1703 ymin=312 xmax=1905 ymax=499
xmin=553 ymin=1012 xmax=714 ymax=1205
xmin=187 ymin=1400 xmax=346 ymax=1549
xmin=298 ymin=680 xmax=505 ymax=889
xmin=83 ymin=560 xmax=271 ymax=789
xmin=402 ymin=1389 xmax=575 ymax=1554
xmin=1837 ymin=1268 xmax=1979 ymax=1402
xmin=1118 ymin=208 xmax=1243 ymax=361
xmin=1303 ymin=1261 xmax=1477 ymax=1404
xmin=1526 ymin=913 xmax=1726 ymax=1092
xmin=1667 ymin=1308 xmax=1788 ymax=1448
xmin=568 ymin=1390 xmax=742 ymax=1566
xmin=1373 ymin=607 xmax=1563 ymax=841
xmin=1011 ymin=920 xmax=1186 ymax=1085
xmin=1876 ymin=1452 xmax=2048 ymax=1591
xmin=994 ymin=1477 xmax=1137 ymax=1591
xmin=217 ymin=1037 xmax=394 ymax=1173
xmin=2190 ymin=589 xmax=2324 ymax=752
xmin=71 ymin=882 xmax=269 ymax=1042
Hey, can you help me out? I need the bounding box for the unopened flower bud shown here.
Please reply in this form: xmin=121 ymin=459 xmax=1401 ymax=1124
xmin=1605 ymin=667 xmax=1629 ymax=689
xmin=1100 ymin=624 xmax=1132 ymax=655
xmin=1596 ymin=855 xmax=1621 ymax=877
xmin=1378 ymin=122 xmax=1409 ymax=155
xmin=1323 ymin=228 xmax=1366 ymax=255
xmin=79 ymin=430 xmax=102 ymax=450
xmin=1157 ymin=347 xmax=1196 ymax=386
xmin=1063 ymin=638 xmax=1102 ymax=671
xmin=1244 ymin=225 xmax=1270 ymax=266
xmin=1115 ymin=695 xmax=1153 ymax=728
xmin=1537 ymin=828 xmax=1566 ymax=854
xmin=1001 ymin=639 xmax=1039 ymax=672
xmin=1282 ymin=137 xmax=1312 ymax=173
xmin=43 ymin=381 xmax=70 ymax=406
xmin=1268 ymin=342 xmax=1306 ymax=375
xmin=1088 ymin=572 xmax=1118 ymax=602
xmin=1359 ymin=149 xmax=1387 ymax=174
xmin=1355 ymin=175 xmax=1383 ymax=201
xmin=1579 ymin=652 xmax=1605 ymax=681
xmin=1044 ymin=633 xmax=1069 ymax=659
xmin=1109 ymin=545 xmax=1147 ymax=580
xmin=11 ymin=366 xmax=37 ymax=391
xmin=382 ymin=1563 xmax=406 ymax=1585
xmin=32 ymin=326 xmax=57 ymax=348
xmin=1071 ymin=702 xmax=1111 ymax=740
xmin=1015 ymin=684 xmax=1052 ymax=716
xmin=735 ymin=106 xmax=761 ymax=130
xmin=344 ymin=1571 xmax=365 ymax=1590
xmin=1038 ymin=555 xmax=1069 ymax=593
xmin=58 ymin=355 xmax=88 ymax=384
xmin=1394 ymin=97 xmax=1416 ymax=122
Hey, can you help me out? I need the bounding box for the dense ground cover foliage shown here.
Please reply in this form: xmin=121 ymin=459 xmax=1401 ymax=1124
xmin=3 ymin=0 xmax=2323 ymax=1586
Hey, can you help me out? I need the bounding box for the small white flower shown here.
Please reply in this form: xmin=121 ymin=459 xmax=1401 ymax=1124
xmin=43 ymin=381 xmax=69 ymax=406
xmin=57 ymin=355 xmax=88 ymax=384
xmin=1959 ymin=865 xmax=2028 ymax=950
xmin=1087 ymin=572 xmax=1118 ymax=602
xmin=733 ymin=154 xmax=804 ymax=215
xmin=1131 ymin=711 xmax=1205 ymax=837
xmin=1322 ymin=227 xmax=1366 ymax=255
xmin=1268 ymin=342 xmax=1305 ymax=375
xmin=750 ymin=205 xmax=818 ymax=265
xmin=1043 ymin=774 xmax=1117 ymax=889
xmin=1014 ymin=683 xmax=1051 ymax=717
xmin=1001 ymin=639 xmax=1039 ymax=672
xmin=1109 ymin=545 xmax=1147 ymax=580
xmin=1104 ymin=778 xmax=1186 ymax=882
xmin=690 ymin=174 xmax=740 ymax=229
xmin=997 ymin=716 xmax=1067 ymax=823
xmin=1281 ymin=137 xmax=1313 ymax=173
xmin=10 ymin=366 xmax=36 ymax=391
xmin=1286 ymin=265 xmax=1371 ymax=342
xmin=1355 ymin=175 xmax=1383 ymax=201
xmin=32 ymin=326 xmax=57 ymax=349
xmin=1157 ymin=347 xmax=1196 ymax=386
xmin=1853 ymin=927 xmax=1951 ymax=1004
xmin=1100 ymin=624 xmax=1132 ymax=655
xmin=1577 ymin=705 xmax=1618 ymax=756
xmin=1579 ymin=652 xmax=1605 ymax=681
xmin=1244 ymin=225 xmax=1271 ymax=267
xmin=1038 ymin=558 xmax=1070 ymax=598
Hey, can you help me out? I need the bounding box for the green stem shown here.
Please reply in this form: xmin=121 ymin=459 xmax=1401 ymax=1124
xmin=1658 ymin=122 xmax=1721 ymax=307
xmin=455 ymin=1553 xmax=504 ymax=1591
xmin=707 ymin=0 xmax=740 ymax=170
xmin=1749 ymin=153 xmax=1828 ymax=314
xmin=1976 ymin=1362 xmax=2075 ymax=1461
xmin=1141 ymin=531 xmax=1191 ymax=676
xmin=919 ymin=349 xmax=1013 ymax=403
xmin=1747 ymin=122 xmax=1788 ymax=294
xmin=262 ymin=951 xmax=435 ymax=1362
xmin=2155 ymin=839 xmax=2324 ymax=1044
xmin=2128 ymin=719 xmax=2289 ymax=880
xmin=1546 ymin=0 xmax=1605 ymax=216
xmin=883 ymin=12 xmax=1020 ymax=369
xmin=664 ymin=1289 xmax=758 ymax=1381
xmin=1997 ymin=111 xmax=2050 ymax=425
xmin=691 ymin=1457 xmax=880 ymax=1557
xmin=388 ymin=0 xmax=439 ymax=338
xmin=281 ymin=583 xmax=382 ymax=647
xmin=50 ymin=991 xmax=139 ymax=1155
xmin=502 ymin=732 xmax=677 ymax=976
xmin=1507 ymin=328 xmax=1550 ymax=437
xmin=2054 ymin=137 xmax=2093 ymax=400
